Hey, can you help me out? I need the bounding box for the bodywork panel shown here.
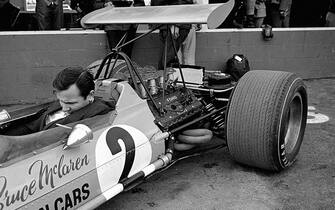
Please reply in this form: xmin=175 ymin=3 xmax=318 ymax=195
xmin=0 ymin=82 xmax=164 ymax=210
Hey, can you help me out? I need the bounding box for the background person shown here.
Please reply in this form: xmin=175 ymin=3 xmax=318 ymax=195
xmin=70 ymin=0 xmax=96 ymax=27
xmin=36 ymin=0 xmax=64 ymax=30
xmin=177 ymin=0 xmax=207 ymax=65
xmin=151 ymin=0 xmax=193 ymax=70
xmin=289 ymin=0 xmax=329 ymax=27
xmin=177 ymin=24 xmax=197 ymax=65
xmin=245 ymin=0 xmax=267 ymax=28
xmin=0 ymin=0 xmax=20 ymax=31
xmin=104 ymin=0 xmax=145 ymax=58
xmin=266 ymin=0 xmax=292 ymax=27
xmin=177 ymin=0 xmax=199 ymax=66
xmin=326 ymin=0 xmax=335 ymax=26
xmin=3 ymin=66 xmax=114 ymax=136
xmin=70 ymin=0 xmax=96 ymax=15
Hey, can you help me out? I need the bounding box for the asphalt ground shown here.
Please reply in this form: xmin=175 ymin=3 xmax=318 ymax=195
xmin=98 ymin=78 xmax=335 ymax=210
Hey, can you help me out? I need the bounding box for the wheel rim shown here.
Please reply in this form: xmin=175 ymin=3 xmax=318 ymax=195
xmin=284 ymin=93 xmax=303 ymax=154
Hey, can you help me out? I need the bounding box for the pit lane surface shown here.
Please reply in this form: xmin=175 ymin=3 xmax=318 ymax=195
xmin=98 ymin=78 xmax=335 ymax=210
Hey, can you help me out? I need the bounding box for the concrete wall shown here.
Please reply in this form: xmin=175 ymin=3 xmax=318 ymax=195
xmin=132 ymin=27 xmax=335 ymax=79
xmin=0 ymin=31 xmax=108 ymax=105
xmin=195 ymin=28 xmax=335 ymax=78
xmin=0 ymin=28 xmax=334 ymax=105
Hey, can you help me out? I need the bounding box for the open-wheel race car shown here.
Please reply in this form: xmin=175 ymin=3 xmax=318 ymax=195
xmin=0 ymin=1 xmax=307 ymax=209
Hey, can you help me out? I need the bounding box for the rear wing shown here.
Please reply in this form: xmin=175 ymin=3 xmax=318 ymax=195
xmin=81 ymin=0 xmax=234 ymax=29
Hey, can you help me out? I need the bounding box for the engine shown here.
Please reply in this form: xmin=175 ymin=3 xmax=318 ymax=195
xmin=127 ymin=67 xmax=204 ymax=131
xmin=150 ymin=87 xmax=204 ymax=131
xmin=111 ymin=63 xmax=234 ymax=133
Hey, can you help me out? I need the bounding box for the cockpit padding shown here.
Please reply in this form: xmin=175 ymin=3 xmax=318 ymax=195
xmin=94 ymin=78 xmax=121 ymax=105
xmin=0 ymin=112 xmax=114 ymax=166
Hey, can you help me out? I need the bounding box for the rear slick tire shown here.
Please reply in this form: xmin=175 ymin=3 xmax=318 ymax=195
xmin=226 ymin=70 xmax=307 ymax=172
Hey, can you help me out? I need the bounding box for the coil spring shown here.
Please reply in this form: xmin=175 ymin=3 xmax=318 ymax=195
xmin=205 ymin=103 xmax=225 ymax=131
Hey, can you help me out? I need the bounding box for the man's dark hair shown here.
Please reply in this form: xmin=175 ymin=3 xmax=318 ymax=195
xmin=52 ymin=66 xmax=95 ymax=99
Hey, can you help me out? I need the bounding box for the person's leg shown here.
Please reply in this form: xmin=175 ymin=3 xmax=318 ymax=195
xmin=106 ymin=27 xmax=136 ymax=58
xmin=245 ymin=0 xmax=256 ymax=27
xmin=170 ymin=27 xmax=190 ymax=67
xmin=53 ymin=1 xmax=63 ymax=30
xmin=122 ymin=25 xmax=137 ymax=58
xmin=36 ymin=0 xmax=50 ymax=30
xmin=264 ymin=1 xmax=273 ymax=25
xmin=106 ymin=30 xmax=123 ymax=51
xmin=180 ymin=26 xmax=196 ymax=65
xmin=326 ymin=12 xmax=335 ymax=26
xmin=158 ymin=26 xmax=190 ymax=69
xmin=282 ymin=9 xmax=291 ymax=27
xmin=270 ymin=3 xmax=281 ymax=27
xmin=255 ymin=17 xmax=264 ymax=28
xmin=254 ymin=2 xmax=266 ymax=27
xmin=177 ymin=42 xmax=185 ymax=64
xmin=158 ymin=29 xmax=168 ymax=70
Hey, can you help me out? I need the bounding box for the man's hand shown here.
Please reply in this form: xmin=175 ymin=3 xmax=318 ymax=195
xmin=195 ymin=24 xmax=202 ymax=31
xmin=104 ymin=1 xmax=114 ymax=7
xmin=76 ymin=6 xmax=82 ymax=13
xmin=279 ymin=9 xmax=288 ymax=20
xmin=170 ymin=25 xmax=180 ymax=39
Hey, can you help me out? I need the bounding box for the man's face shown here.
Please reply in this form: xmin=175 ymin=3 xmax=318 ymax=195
xmin=55 ymin=84 xmax=91 ymax=113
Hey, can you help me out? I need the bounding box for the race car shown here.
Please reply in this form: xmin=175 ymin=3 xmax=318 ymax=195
xmin=0 ymin=1 xmax=307 ymax=209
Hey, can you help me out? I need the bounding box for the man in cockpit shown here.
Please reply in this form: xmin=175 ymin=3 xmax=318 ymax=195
xmin=4 ymin=66 xmax=114 ymax=135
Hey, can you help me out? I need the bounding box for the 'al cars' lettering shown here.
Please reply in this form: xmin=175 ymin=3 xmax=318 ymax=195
xmin=106 ymin=127 xmax=136 ymax=181
xmin=39 ymin=183 xmax=90 ymax=210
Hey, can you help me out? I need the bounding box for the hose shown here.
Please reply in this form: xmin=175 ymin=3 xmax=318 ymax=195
xmin=175 ymin=128 xmax=213 ymax=151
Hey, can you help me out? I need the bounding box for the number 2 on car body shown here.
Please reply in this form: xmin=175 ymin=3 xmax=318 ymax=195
xmin=95 ymin=125 xmax=152 ymax=192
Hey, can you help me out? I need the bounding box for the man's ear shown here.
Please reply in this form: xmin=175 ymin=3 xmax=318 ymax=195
xmin=89 ymin=90 xmax=95 ymax=97
xmin=88 ymin=90 xmax=95 ymax=102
